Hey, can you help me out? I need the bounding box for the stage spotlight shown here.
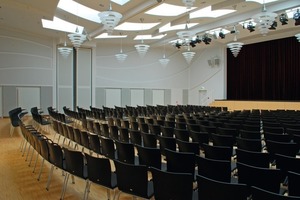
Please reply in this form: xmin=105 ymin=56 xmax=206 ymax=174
xmin=175 ymin=41 xmax=181 ymax=49
xmin=202 ymin=34 xmax=212 ymax=45
xmin=230 ymin=26 xmax=237 ymax=34
xmin=190 ymin=40 xmax=196 ymax=47
xmin=293 ymin=9 xmax=300 ymax=26
xmin=219 ymin=30 xmax=225 ymax=39
xmin=279 ymin=13 xmax=288 ymax=25
xmin=247 ymin=22 xmax=255 ymax=32
xmin=195 ymin=35 xmax=202 ymax=43
xmin=269 ymin=21 xmax=277 ymax=30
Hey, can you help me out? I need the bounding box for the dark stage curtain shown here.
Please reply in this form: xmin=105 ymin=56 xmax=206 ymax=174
xmin=227 ymin=36 xmax=300 ymax=100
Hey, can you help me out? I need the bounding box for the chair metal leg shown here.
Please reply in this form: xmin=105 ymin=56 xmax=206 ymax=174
xmin=37 ymin=158 xmax=45 ymax=181
xmin=22 ymin=141 xmax=28 ymax=157
xmin=32 ymin=152 xmax=39 ymax=172
xmin=28 ymin=148 xmax=35 ymax=166
xmin=60 ymin=173 xmax=70 ymax=200
xmin=19 ymin=138 xmax=25 ymax=152
xmin=46 ymin=165 xmax=55 ymax=191
xmin=83 ymin=180 xmax=91 ymax=200
xmin=25 ymin=145 xmax=32 ymax=161
xmin=10 ymin=126 xmax=14 ymax=137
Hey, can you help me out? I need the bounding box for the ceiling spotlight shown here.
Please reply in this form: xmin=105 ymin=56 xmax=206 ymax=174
xmin=247 ymin=22 xmax=255 ymax=32
xmin=195 ymin=35 xmax=202 ymax=43
xmin=279 ymin=13 xmax=288 ymax=25
xmin=230 ymin=26 xmax=237 ymax=34
xmin=219 ymin=30 xmax=225 ymax=39
xmin=293 ymin=9 xmax=300 ymax=26
xmin=269 ymin=21 xmax=277 ymax=30
xmin=190 ymin=40 xmax=196 ymax=47
xmin=175 ymin=41 xmax=182 ymax=49
xmin=202 ymin=34 xmax=212 ymax=45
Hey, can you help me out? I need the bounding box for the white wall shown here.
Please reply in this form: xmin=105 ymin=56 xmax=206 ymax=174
xmin=95 ymin=43 xmax=226 ymax=106
xmin=0 ymin=27 xmax=54 ymax=115
xmin=95 ymin=44 xmax=189 ymax=89
xmin=0 ymin=27 xmax=227 ymax=111
xmin=188 ymin=46 xmax=226 ymax=105
xmin=0 ymin=28 xmax=53 ymax=86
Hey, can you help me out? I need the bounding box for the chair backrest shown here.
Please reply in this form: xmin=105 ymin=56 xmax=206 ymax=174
xmin=113 ymin=160 xmax=153 ymax=199
xmin=287 ymin=171 xmax=300 ymax=197
xmin=211 ymin=133 xmax=234 ymax=149
xmin=251 ymin=186 xmax=300 ymax=200
xmin=157 ymin=135 xmax=176 ymax=156
xmin=148 ymin=124 xmax=161 ymax=136
xmin=265 ymin=140 xmax=299 ymax=158
xmin=9 ymin=107 xmax=23 ymax=127
xmin=165 ymin=149 xmax=195 ymax=177
xmin=236 ymin=137 xmax=262 ymax=152
xmin=236 ymin=148 xmax=270 ymax=168
xmin=241 ymin=124 xmax=261 ymax=132
xmin=189 ymin=131 xmax=209 ymax=148
xmin=160 ymin=126 xmax=174 ymax=137
xmin=239 ymin=129 xmax=261 ymax=140
xmin=73 ymin=128 xmax=82 ymax=145
xmin=80 ymin=131 xmax=90 ymax=149
xmin=275 ymin=154 xmax=300 ymax=181
xmin=100 ymin=136 xmax=116 ymax=159
xmin=129 ymin=129 xmax=142 ymax=145
xmin=263 ymin=126 xmax=284 ymax=134
xmin=286 ymin=128 xmax=300 ymax=137
xmin=119 ymin=127 xmax=130 ymax=143
xmin=264 ymin=132 xmax=292 ymax=143
xmin=197 ymin=174 xmax=249 ymax=200
xmin=47 ymin=140 xmax=64 ymax=169
xmin=139 ymin=123 xmax=149 ymax=133
xmin=109 ymin=125 xmax=119 ymax=140
xmin=196 ymin=155 xmax=232 ymax=183
xmin=174 ymin=128 xmax=190 ymax=142
xmin=93 ymin=122 xmax=101 ymax=135
xmin=38 ymin=136 xmax=50 ymax=161
xmin=101 ymin=123 xmax=110 ymax=137
xmin=136 ymin=144 xmax=162 ymax=169
xmin=187 ymin=123 xmax=201 ymax=132
xmin=203 ymin=143 xmax=232 ymax=161
xmin=85 ymin=153 xmax=117 ymax=189
xmin=217 ymin=127 xmax=239 ymax=138
xmin=237 ymin=162 xmax=282 ymax=193
xmin=141 ymin=132 xmax=157 ymax=148
xmin=176 ymin=139 xmax=200 ymax=155
xmin=63 ymin=148 xmax=87 ymax=178
xmin=115 ymin=140 xmax=135 ymax=164
xmin=150 ymin=167 xmax=195 ymax=200
xmin=89 ymin=134 xmax=101 ymax=154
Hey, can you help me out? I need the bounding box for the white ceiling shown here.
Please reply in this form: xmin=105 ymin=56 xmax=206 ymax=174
xmin=0 ymin=0 xmax=300 ymax=49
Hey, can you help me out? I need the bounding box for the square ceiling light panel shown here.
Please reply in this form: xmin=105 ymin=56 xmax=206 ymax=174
xmin=146 ymin=3 xmax=196 ymax=17
xmin=57 ymin=0 xmax=100 ymax=23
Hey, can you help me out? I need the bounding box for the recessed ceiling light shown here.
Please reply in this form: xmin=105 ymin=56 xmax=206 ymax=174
xmin=134 ymin=34 xmax=166 ymax=40
xmin=95 ymin=33 xmax=127 ymax=39
xmin=159 ymin=23 xmax=198 ymax=33
xmin=145 ymin=3 xmax=196 ymax=17
xmin=246 ymin=0 xmax=278 ymax=4
xmin=114 ymin=22 xmax=160 ymax=31
xmin=57 ymin=0 xmax=100 ymax=23
xmin=190 ymin=6 xmax=236 ymax=19
xmin=42 ymin=16 xmax=84 ymax=33
xmin=111 ymin=0 xmax=130 ymax=6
